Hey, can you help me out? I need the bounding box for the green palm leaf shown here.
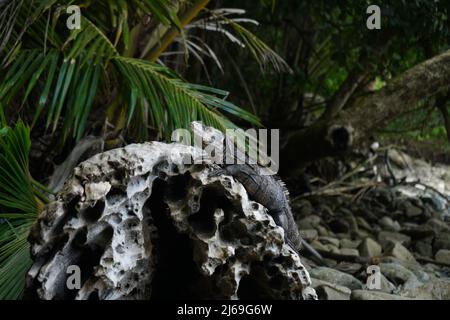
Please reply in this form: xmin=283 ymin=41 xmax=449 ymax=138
xmin=113 ymin=57 xmax=260 ymax=139
xmin=0 ymin=117 xmax=46 ymax=300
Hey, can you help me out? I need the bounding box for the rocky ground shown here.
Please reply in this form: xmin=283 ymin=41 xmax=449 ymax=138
xmin=294 ymin=150 xmax=450 ymax=300
xmin=24 ymin=140 xmax=450 ymax=300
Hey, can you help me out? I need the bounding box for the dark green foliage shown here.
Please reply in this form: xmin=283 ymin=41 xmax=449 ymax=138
xmin=0 ymin=115 xmax=48 ymax=300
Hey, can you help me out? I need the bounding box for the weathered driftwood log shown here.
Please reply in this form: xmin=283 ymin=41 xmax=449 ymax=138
xmin=25 ymin=142 xmax=316 ymax=300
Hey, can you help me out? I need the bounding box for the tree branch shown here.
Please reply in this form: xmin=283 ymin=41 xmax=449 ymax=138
xmin=281 ymin=49 xmax=450 ymax=174
xmin=436 ymin=92 xmax=450 ymax=144
xmin=144 ymin=0 xmax=210 ymax=62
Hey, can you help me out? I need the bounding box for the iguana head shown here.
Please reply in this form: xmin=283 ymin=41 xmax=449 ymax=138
xmin=190 ymin=121 xmax=225 ymax=152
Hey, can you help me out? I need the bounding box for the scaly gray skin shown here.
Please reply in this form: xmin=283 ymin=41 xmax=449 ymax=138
xmin=191 ymin=122 xmax=324 ymax=263
xmin=218 ymin=164 xmax=302 ymax=250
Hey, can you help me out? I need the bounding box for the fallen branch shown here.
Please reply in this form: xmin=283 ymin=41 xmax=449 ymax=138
xmin=415 ymin=256 xmax=450 ymax=268
xmin=314 ymin=249 xmax=374 ymax=265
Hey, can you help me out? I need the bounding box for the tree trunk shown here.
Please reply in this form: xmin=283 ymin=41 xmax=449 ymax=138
xmin=281 ymin=49 xmax=450 ymax=174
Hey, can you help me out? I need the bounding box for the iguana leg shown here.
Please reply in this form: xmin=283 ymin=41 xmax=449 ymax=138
xmin=208 ymin=167 xmax=227 ymax=178
xmin=270 ymin=210 xmax=327 ymax=266
xmin=268 ymin=208 xmax=290 ymax=233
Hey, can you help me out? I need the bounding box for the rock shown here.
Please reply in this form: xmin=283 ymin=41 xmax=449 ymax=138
xmin=372 ymin=188 xmax=395 ymax=205
xmin=358 ymin=238 xmax=382 ymax=258
xmin=379 ymin=274 xmax=397 ymax=293
xmin=401 ymin=224 xmax=435 ymax=239
xmin=25 ymin=142 xmax=316 ymax=300
xmin=318 ymin=204 xmax=334 ymax=216
xmin=341 ymin=210 xmax=359 ymax=233
xmin=298 ymin=215 xmax=322 ymax=229
xmin=300 ymin=229 xmax=318 ymax=242
xmin=354 ymin=229 xmax=371 ymax=239
xmin=433 ymin=233 xmax=450 ymax=251
xmin=378 ymin=231 xmax=411 ymax=247
xmin=379 ymin=263 xmax=417 ymax=285
xmin=380 ymin=257 xmax=425 ymax=277
xmin=384 ymin=241 xmax=417 ymax=264
xmin=426 ymin=218 xmax=450 ymax=234
xmin=340 ymin=239 xmax=361 ymax=249
xmin=311 ymin=278 xmax=352 ymax=300
xmin=311 ymin=240 xmax=329 ymax=252
xmin=328 ymin=219 xmax=350 ymax=233
xmin=379 ymin=216 xmax=401 ymax=232
xmin=292 ymin=199 xmax=314 ymax=216
xmin=435 ymin=249 xmax=450 ymax=264
xmin=387 ymin=149 xmax=412 ymax=170
xmin=356 ymin=217 xmax=372 ymax=231
xmin=400 ymin=279 xmax=450 ymax=300
xmin=318 ymin=236 xmax=340 ymax=247
xmin=340 ymin=248 xmax=359 ymax=257
xmin=335 ymin=233 xmax=351 ymax=240
xmin=403 ymin=204 xmax=423 ymax=218
xmin=324 ymin=244 xmax=341 ymax=254
xmin=316 ymin=284 xmax=351 ymax=300
xmin=351 ymin=290 xmax=413 ymax=300
xmin=414 ymin=241 xmax=433 ymax=258
xmin=334 ymin=262 xmax=362 ymax=275
xmin=310 ymin=267 xmax=363 ymax=290
xmin=422 ymin=194 xmax=447 ymax=211
xmin=316 ymin=225 xmax=329 ymax=237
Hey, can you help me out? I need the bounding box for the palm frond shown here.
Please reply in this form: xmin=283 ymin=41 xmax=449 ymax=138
xmin=0 ymin=119 xmax=45 ymax=300
xmin=1 ymin=2 xmax=260 ymax=142
xmin=113 ymin=57 xmax=260 ymax=139
xmin=187 ymin=8 xmax=292 ymax=74
xmin=140 ymin=0 xmax=181 ymax=27
xmin=0 ymin=11 xmax=118 ymax=140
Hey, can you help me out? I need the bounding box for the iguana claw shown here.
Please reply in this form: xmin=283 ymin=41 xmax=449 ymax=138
xmin=208 ymin=167 xmax=226 ymax=178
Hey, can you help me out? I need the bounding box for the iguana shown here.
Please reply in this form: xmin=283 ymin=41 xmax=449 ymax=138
xmin=191 ymin=122 xmax=324 ymax=264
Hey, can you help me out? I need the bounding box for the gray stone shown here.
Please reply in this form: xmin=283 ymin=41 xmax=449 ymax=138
xmin=380 ymin=257 xmax=424 ymax=276
xmin=358 ymin=238 xmax=382 ymax=258
xmin=292 ymin=199 xmax=314 ymax=216
xmin=25 ymin=142 xmax=317 ymax=300
xmin=335 ymin=233 xmax=351 ymax=240
xmin=427 ymin=218 xmax=450 ymax=234
xmin=404 ymin=204 xmax=423 ymax=218
xmin=311 ymin=240 xmax=329 ymax=252
xmin=300 ymin=229 xmax=318 ymax=242
xmin=343 ymin=213 xmax=359 ymax=233
xmin=414 ymin=241 xmax=433 ymax=258
xmin=328 ymin=219 xmax=350 ymax=233
xmin=298 ymin=215 xmax=322 ymax=229
xmin=312 ymin=278 xmax=351 ymax=300
xmin=401 ymin=224 xmax=434 ymax=239
xmin=378 ymin=231 xmax=411 ymax=247
xmin=354 ymin=229 xmax=371 ymax=239
xmin=384 ymin=241 xmax=417 ymax=264
xmin=379 ymin=274 xmax=397 ymax=293
xmin=324 ymin=244 xmax=341 ymax=254
xmin=335 ymin=262 xmax=362 ymax=275
xmin=387 ymin=149 xmax=412 ymax=169
xmin=340 ymin=239 xmax=361 ymax=249
xmin=340 ymin=248 xmax=359 ymax=257
xmin=356 ymin=217 xmax=372 ymax=230
xmin=316 ymin=225 xmax=329 ymax=237
xmin=318 ymin=236 xmax=340 ymax=247
xmin=379 ymin=216 xmax=401 ymax=232
xmin=316 ymin=284 xmax=351 ymax=300
xmin=435 ymin=249 xmax=450 ymax=264
xmin=433 ymin=233 xmax=450 ymax=251
xmin=351 ymin=290 xmax=414 ymax=300
xmin=310 ymin=267 xmax=363 ymax=290
xmin=379 ymin=263 xmax=417 ymax=285
xmin=400 ymin=279 xmax=450 ymax=300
